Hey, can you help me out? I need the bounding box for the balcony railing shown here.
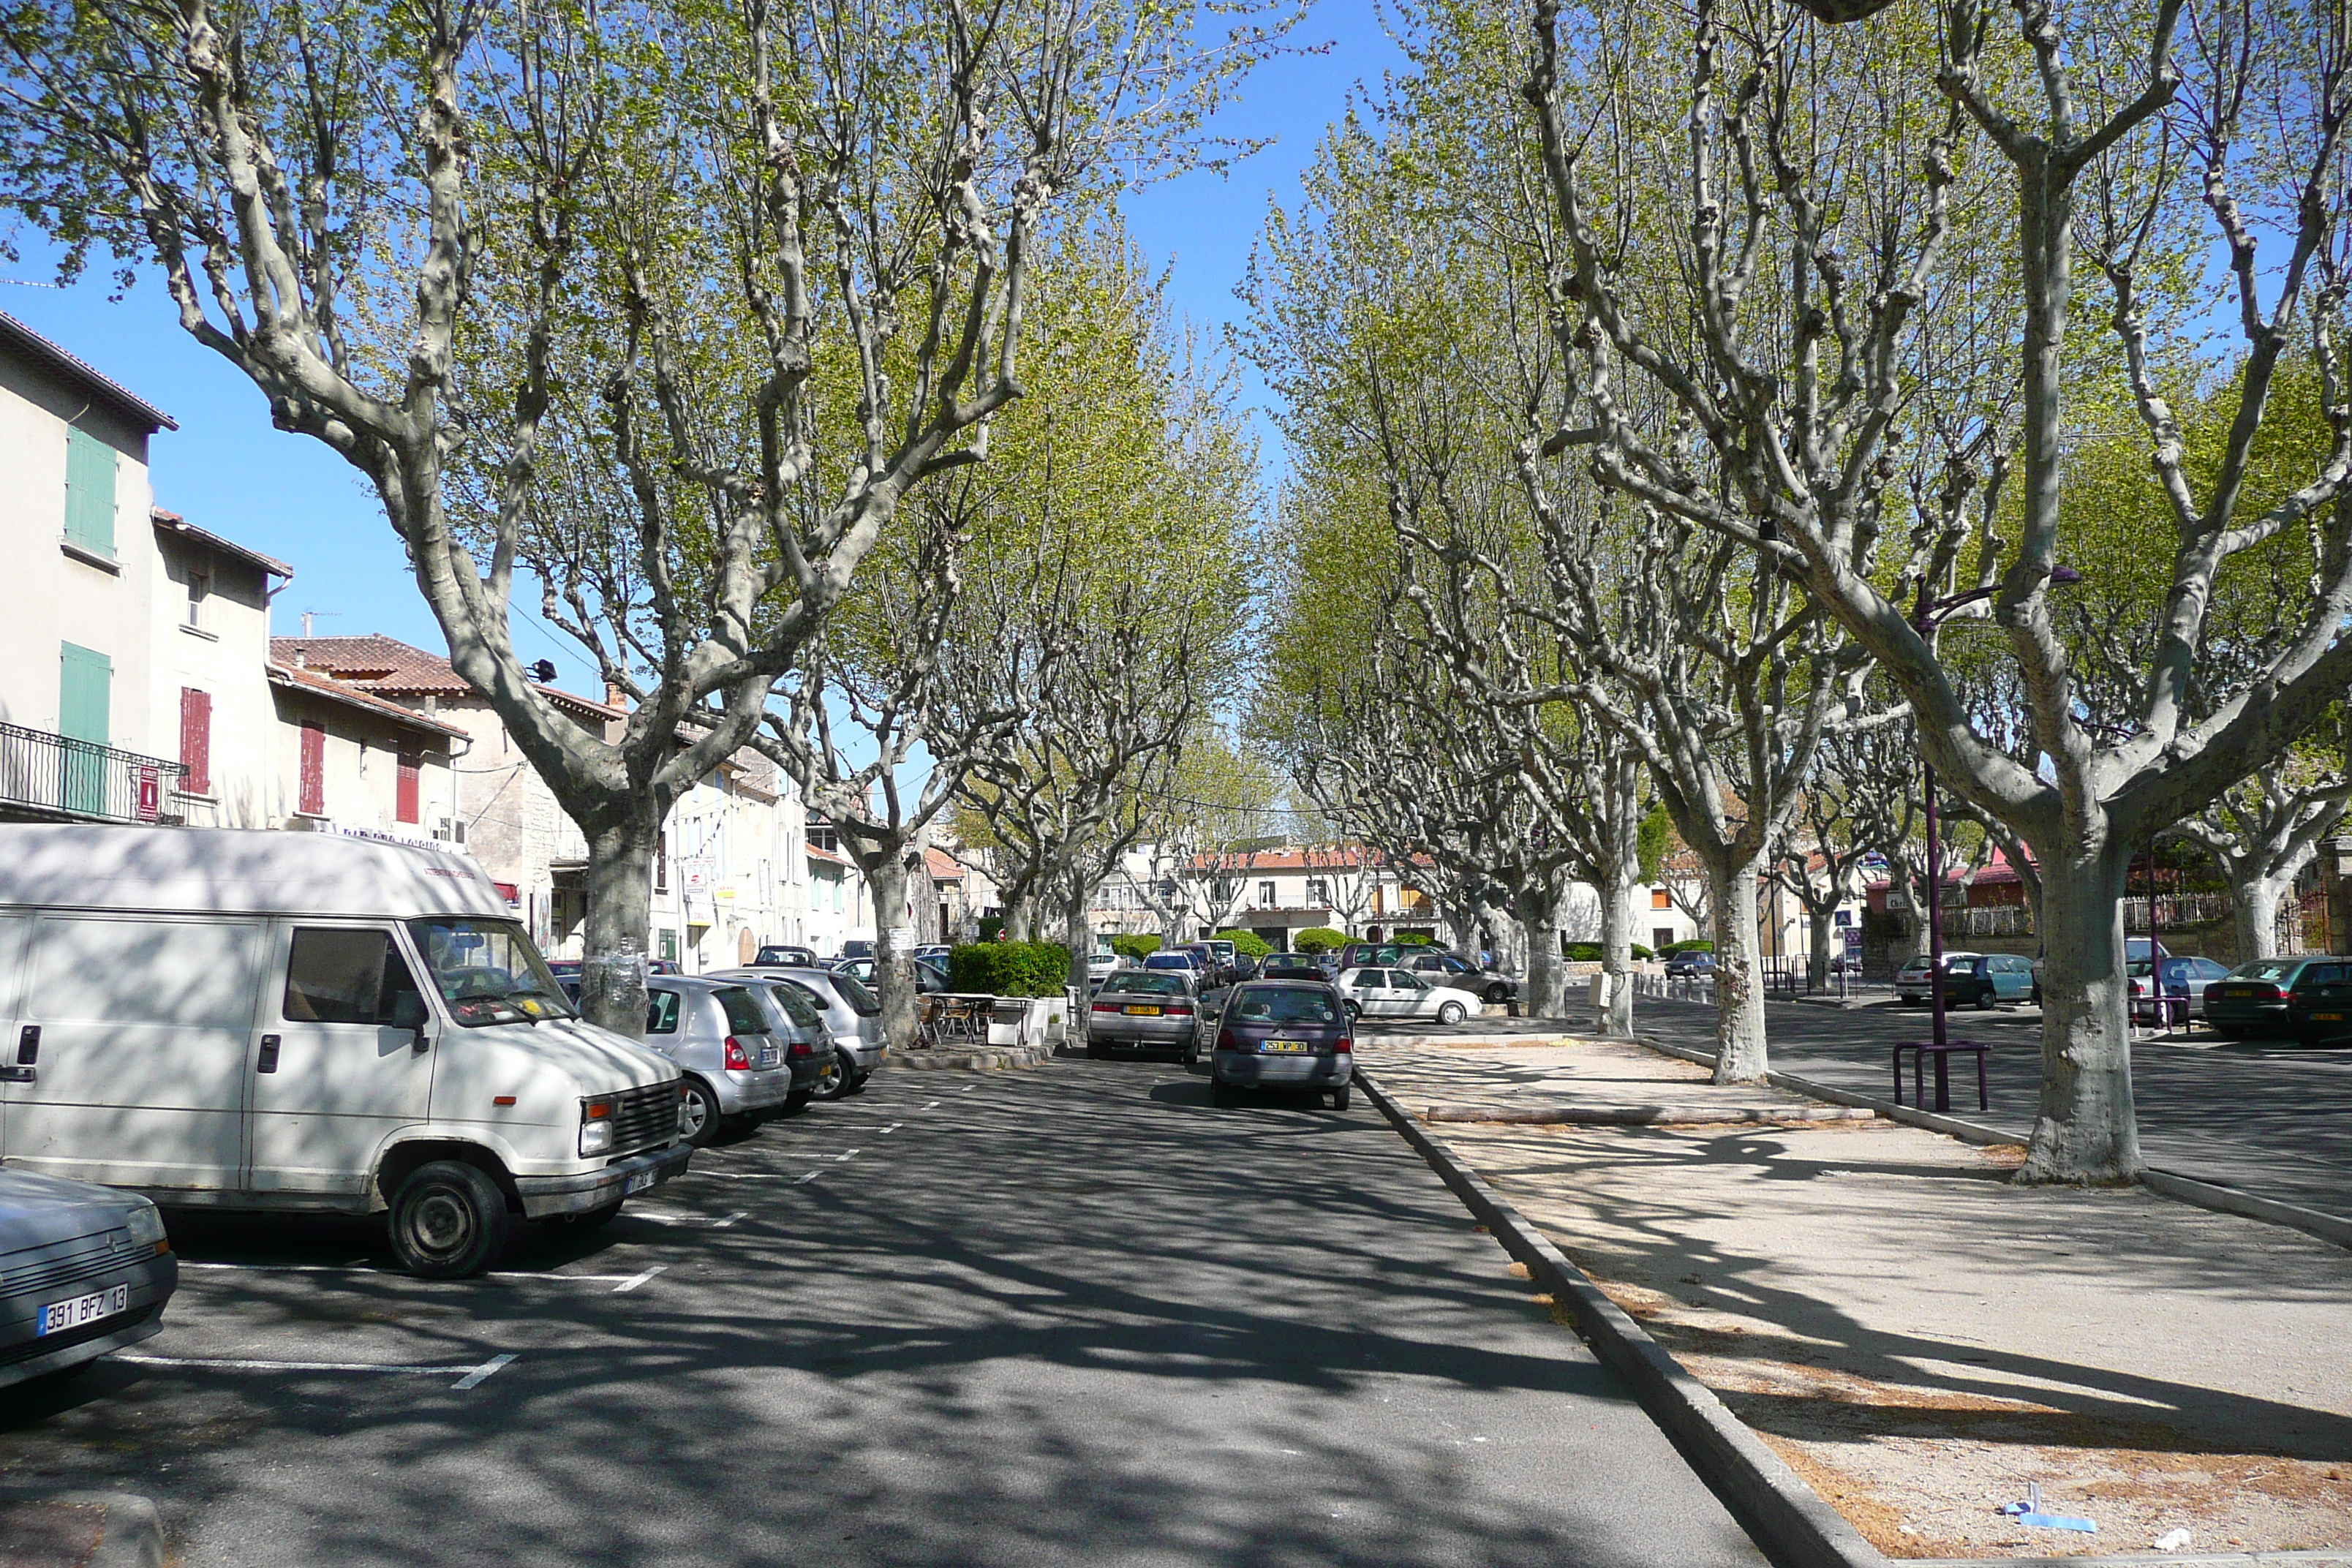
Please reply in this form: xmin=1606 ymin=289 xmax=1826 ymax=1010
xmin=0 ymin=720 xmax=185 ymax=825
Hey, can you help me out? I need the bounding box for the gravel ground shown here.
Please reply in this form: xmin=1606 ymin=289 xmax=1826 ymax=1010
xmin=1363 ymin=1037 xmax=2352 ymax=1560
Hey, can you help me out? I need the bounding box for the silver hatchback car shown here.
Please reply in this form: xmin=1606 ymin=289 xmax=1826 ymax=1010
xmin=711 ymin=967 xmax=887 ymax=1095
xmin=644 ymin=977 xmax=799 ymax=1145
xmin=1085 ymin=970 xmax=1202 ymax=1056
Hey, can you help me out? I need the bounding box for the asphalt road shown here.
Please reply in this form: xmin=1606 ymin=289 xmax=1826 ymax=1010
xmin=1627 ymin=995 xmax=2352 ymax=1224
xmin=1 ymin=1056 xmax=1768 ymax=1568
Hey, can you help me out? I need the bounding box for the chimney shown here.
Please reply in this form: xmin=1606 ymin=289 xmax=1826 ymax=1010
xmin=293 ymin=649 xmax=307 ymax=668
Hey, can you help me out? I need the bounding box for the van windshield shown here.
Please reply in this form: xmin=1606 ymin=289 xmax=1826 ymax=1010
xmin=407 ymin=919 xmax=575 ymax=1027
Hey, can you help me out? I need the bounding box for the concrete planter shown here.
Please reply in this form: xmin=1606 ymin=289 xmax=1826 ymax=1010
xmin=986 ymin=994 xmax=1071 ymax=1049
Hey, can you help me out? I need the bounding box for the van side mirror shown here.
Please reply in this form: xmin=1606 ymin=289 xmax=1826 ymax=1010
xmin=391 ymin=990 xmax=429 ymax=1033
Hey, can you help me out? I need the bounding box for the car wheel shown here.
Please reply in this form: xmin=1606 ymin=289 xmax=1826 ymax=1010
xmin=812 ymin=1052 xmax=850 ymax=1101
xmin=388 ymin=1160 xmax=511 ymax=1279
xmin=1975 ymin=987 xmax=1997 ymax=1011
xmin=1344 ymin=1000 xmax=1362 ymax=1021
xmin=1331 ymin=1085 xmax=1352 ymax=1111
xmin=679 ymin=1078 xmax=723 ymax=1146
xmin=1212 ymin=1080 xmax=1239 ymax=1108
xmin=841 ymin=1069 xmax=870 ymax=1096
xmin=1436 ymin=1000 xmax=1466 ymax=1025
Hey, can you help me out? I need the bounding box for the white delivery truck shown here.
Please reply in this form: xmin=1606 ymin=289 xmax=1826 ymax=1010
xmin=0 ymin=826 xmax=690 ymax=1276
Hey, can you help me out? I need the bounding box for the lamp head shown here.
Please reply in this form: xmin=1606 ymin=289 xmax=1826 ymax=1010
xmin=2048 ymin=565 xmax=2083 ymax=585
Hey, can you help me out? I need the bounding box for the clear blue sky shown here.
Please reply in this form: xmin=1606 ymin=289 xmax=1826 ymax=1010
xmin=0 ymin=2 xmax=1402 ymax=682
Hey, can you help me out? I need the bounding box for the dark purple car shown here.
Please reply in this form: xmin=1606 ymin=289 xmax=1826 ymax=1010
xmin=1205 ymin=979 xmax=1354 ymax=1110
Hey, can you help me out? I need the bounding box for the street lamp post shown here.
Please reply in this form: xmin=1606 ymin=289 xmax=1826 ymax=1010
xmin=1906 ymin=569 xmax=2080 ymax=1098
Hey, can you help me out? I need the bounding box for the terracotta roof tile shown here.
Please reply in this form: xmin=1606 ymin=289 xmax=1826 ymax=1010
xmin=271 ymin=634 xmax=622 ymax=722
xmin=267 ymin=662 xmax=468 ymax=739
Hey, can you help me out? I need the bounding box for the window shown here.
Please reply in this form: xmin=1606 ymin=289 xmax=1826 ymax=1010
xmin=282 ymin=928 xmax=423 ymax=1025
xmin=1232 ymin=986 xmax=1339 ymax=1024
xmin=178 ymin=688 xmax=212 ymax=796
xmin=646 ymin=991 xmax=683 ymax=1034
xmin=298 ymin=720 xmax=326 ymax=815
xmin=1307 ymin=878 xmax=1330 ymax=905
xmin=1652 ymin=888 xmax=1672 ymax=909
xmin=59 ymin=642 xmax=111 ymax=815
xmin=185 ymin=568 xmax=210 ymax=629
xmin=809 ymin=818 xmax=840 ymax=853
xmin=396 ymin=751 xmax=421 ymax=824
xmin=715 ymin=987 xmax=769 ymax=1034
xmin=1654 ymin=927 xmax=1676 ymax=950
xmin=62 ymin=426 xmax=116 ymax=558
xmin=1259 ymin=881 xmax=1275 ymax=907
xmin=655 ymin=832 xmax=668 ymax=893
xmin=407 ymin=916 xmax=572 ymax=1027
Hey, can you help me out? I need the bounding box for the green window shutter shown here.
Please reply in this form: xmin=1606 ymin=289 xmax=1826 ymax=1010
xmin=58 ymin=642 xmax=112 ymax=744
xmin=63 ymin=426 xmax=118 ymax=557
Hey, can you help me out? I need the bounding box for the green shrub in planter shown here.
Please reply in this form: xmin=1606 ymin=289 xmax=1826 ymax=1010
xmin=1564 ymin=942 xmax=1604 ymax=962
xmin=1294 ymin=927 xmax=1349 ymax=953
xmin=947 ymin=941 xmax=1071 ymax=997
xmin=1110 ymin=933 xmax=1161 ymax=960
xmin=1660 ymin=939 xmax=1715 ymax=956
xmin=1395 ymin=931 xmax=1432 ymax=946
xmin=1213 ymin=929 xmax=1273 ymax=960
xmin=1630 ymin=943 xmax=1654 ymax=961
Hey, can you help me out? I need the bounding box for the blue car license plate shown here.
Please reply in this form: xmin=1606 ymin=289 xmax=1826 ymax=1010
xmin=39 ymin=1284 xmax=128 ymax=1336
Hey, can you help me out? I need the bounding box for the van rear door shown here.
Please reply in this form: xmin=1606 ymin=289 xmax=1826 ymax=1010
xmin=249 ymin=924 xmax=436 ymax=1195
xmin=4 ymin=913 xmax=262 ymax=1190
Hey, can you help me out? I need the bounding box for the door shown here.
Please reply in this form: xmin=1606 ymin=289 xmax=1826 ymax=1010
xmin=4 ymin=914 xmax=262 ymax=1189
xmin=58 ymin=641 xmax=112 ymax=816
xmin=1388 ymin=970 xmax=1435 ymax=1017
xmin=247 ymin=924 xmax=435 ymax=1195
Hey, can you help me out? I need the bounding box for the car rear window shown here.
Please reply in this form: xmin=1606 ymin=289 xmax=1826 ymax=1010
xmin=715 ymin=987 xmax=769 ymax=1033
xmin=832 ymin=973 xmax=882 ymax=1016
xmin=646 ymin=990 xmax=682 ymax=1034
xmin=764 ymin=982 xmax=825 ymax=1030
xmin=2237 ymin=960 xmax=2296 ymax=982
xmin=1104 ymin=974 xmax=1186 ymax=996
xmin=1230 ymin=985 xmax=1338 ymax=1025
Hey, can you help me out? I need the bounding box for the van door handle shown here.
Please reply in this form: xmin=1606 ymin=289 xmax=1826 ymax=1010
xmin=0 ymin=1066 xmax=31 ymax=1084
xmin=257 ymin=1033 xmax=281 ymax=1074
xmin=15 ymin=1025 xmax=37 ymax=1065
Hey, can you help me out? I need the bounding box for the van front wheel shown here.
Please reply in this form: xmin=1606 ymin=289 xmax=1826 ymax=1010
xmin=389 ymin=1161 xmax=510 ymax=1279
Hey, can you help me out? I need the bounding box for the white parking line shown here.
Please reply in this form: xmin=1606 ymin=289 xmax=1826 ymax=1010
xmin=709 ymin=1211 xmax=749 ymax=1229
xmin=178 ymin=1262 xmax=652 ymax=1286
xmin=924 ymin=1100 xmax=941 ymax=1109
xmin=611 ymin=1264 xmax=666 ymax=1294
xmin=881 ymin=1123 xmax=902 ymax=1134
xmin=696 ymin=1170 xmax=785 ymax=1180
xmin=835 ymin=1149 xmax=859 ymax=1161
xmin=796 ymin=1171 xmax=822 ymax=1184
xmin=118 ymin=1352 xmax=518 ymax=1387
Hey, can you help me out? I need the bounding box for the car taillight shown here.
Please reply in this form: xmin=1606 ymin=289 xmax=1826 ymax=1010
xmin=1092 ymin=1000 xmax=1120 ymax=1013
xmin=724 ymin=1036 xmax=750 ymax=1070
xmin=1335 ymin=1034 xmax=1352 ymax=1053
xmin=1215 ymin=1028 xmax=1238 ymax=1052
xmin=1167 ymin=1001 xmax=1194 ymax=1016
xmin=788 ymin=1038 xmax=813 ymax=1058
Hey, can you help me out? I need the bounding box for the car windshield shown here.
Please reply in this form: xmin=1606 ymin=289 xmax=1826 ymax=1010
xmin=407 ymin=918 xmax=573 ymax=1027
xmin=1144 ymin=954 xmax=1191 ymax=968
xmin=1104 ymin=974 xmax=1187 ymax=997
xmin=1231 ymin=985 xmax=1340 ymax=1024
xmin=2236 ymin=960 xmax=2297 ymax=981
xmin=754 ymin=946 xmax=809 ymax=966
xmin=829 ymin=973 xmax=883 ymax=1016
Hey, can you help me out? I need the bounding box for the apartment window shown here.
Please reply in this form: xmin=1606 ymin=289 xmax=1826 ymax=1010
xmin=809 ymin=819 xmax=840 ymax=853
xmin=298 ymin=721 xmax=326 ymax=815
xmin=178 ymin=688 xmax=212 ymax=796
xmin=59 ymin=642 xmax=112 ymax=816
xmin=1652 ymin=888 xmax=1672 ymax=909
xmin=1258 ymin=881 xmax=1275 ymax=907
xmin=655 ymin=831 xmax=669 ymax=893
xmin=185 ymin=568 xmax=211 ymax=629
xmin=62 ymin=427 xmax=116 ymax=558
xmin=1307 ymin=878 xmax=1330 ymax=906
xmin=395 ymin=751 xmax=421 ymax=824
xmin=1654 ymin=927 xmax=1676 ymax=950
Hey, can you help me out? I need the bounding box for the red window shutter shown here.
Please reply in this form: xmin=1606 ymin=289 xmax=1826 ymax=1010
xmin=178 ymin=688 xmax=212 ymax=795
xmin=298 ymin=722 xmax=325 ymax=815
xmin=396 ymin=752 xmax=421 ymax=824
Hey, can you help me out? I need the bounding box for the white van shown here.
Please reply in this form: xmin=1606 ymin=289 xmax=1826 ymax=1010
xmin=0 ymin=826 xmax=689 ymax=1276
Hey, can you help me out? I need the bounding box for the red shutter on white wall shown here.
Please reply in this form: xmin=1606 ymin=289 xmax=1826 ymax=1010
xmin=178 ymin=688 xmax=212 ymax=795
xmin=396 ymin=752 xmax=421 ymax=824
xmin=298 ymin=721 xmax=325 ymax=815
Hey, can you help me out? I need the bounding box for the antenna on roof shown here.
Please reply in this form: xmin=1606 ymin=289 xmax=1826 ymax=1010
xmin=300 ymin=610 xmax=341 ymax=637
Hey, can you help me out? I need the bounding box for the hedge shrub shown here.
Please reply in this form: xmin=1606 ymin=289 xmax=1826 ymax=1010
xmin=1567 ymin=942 xmax=1658 ymax=962
xmin=1660 ymin=939 xmax=1715 ymax=956
xmin=1630 ymin=943 xmax=1654 ymax=961
xmin=1395 ymin=932 xmax=1432 ymax=946
xmin=1213 ymin=929 xmax=1273 ymax=960
xmin=947 ymin=941 xmax=1071 ymax=998
xmin=1110 ymin=933 xmax=1161 ymax=960
xmin=1293 ymin=927 xmax=1349 ymax=953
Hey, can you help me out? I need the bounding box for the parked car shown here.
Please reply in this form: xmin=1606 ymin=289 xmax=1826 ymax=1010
xmin=841 ymin=939 xmax=875 ymax=960
xmin=706 ymin=976 xmax=837 ymax=1112
xmin=753 ymin=943 xmax=819 ymax=969
xmin=1085 ymin=952 xmax=1123 ymax=982
xmin=0 ymin=826 xmax=688 ymax=1279
xmin=546 ymin=957 xmax=681 ymax=981
xmin=1085 ymin=972 xmax=1202 ymax=1058
xmin=1260 ymin=951 xmax=1325 ymax=980
xmin=641 ymin=977 xmax=802 ymax=1146
xmin=1 ymin=1169 xmax=177 ymax=1392
xmin=2127 ymin=956 xmax=2232 ymax=1024
xmin=1896 ymin=951 xmax=2031 ymax=1007
xmin=1663 ymin=949 xmax=1716 ymax=978
xmin=1337 ymin=965 xmax=1482 ymax=1025
xmin=1207 ymin=979 xmax=1353 ymax=1109
xmin=2203 ymin=955 xmax=2352 ymax=1042
xmin=2031 ymin=938 xmax=2166 ymax=1006
xmin=1338 ymin=941 xmax=1404 ymax=972
xmin=1406 ymin=950 xmax=1516 ymax=1004
xmin=1143 ymin=951 xmax=1201 ymax=978
xmin=1202 ymin=939 xmax=1238 ymax=980
xmin=709 ymin=966 xmax=886 ymax=1094
xmin=913 ymin=945 xmax=953 ymax=966
xmin=1178 ymin=943 xmax=1227 ymax=986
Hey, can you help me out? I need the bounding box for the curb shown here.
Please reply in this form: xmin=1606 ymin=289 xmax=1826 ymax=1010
xmin=886 ymin=1044 xmax=1056 ymax=1071
xmin=1422 ymin=1102 xmax=1878 ymax=1126
xmin=0 ymin=1488 xmax=165 ymax=1568
xmin=1355 ymin=1068 xmax=1889 ymax=1568
xmin=1634 ymin=1037 xmax=2352 ymax=1249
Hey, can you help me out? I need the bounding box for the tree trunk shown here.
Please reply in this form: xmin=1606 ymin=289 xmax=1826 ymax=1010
xmin=1707 ymin=852 xmax=1770 ymax=1083
xmin=2232 ymin=872 xmax=2286 ymax=962
xmin=1065 ymin=886 xmax=1095 ymax=993
xmin=579 ymin=813 xmax=658 ymax=1040
xmin=1597 ymin=862 xmax=1636 ymax=1037
xmin=868 ymin=850 xmax=918 ymax=1053
xmin=1807 ymin=902 xmax=1835 ymax=992
xmin=2021 ymin=846 xmax=2141 ymax=1183
xmin=1518 ymin=886 xmax=1567 ymax=1018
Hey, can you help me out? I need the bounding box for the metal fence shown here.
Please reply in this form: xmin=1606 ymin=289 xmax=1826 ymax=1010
xmin=0 ymin=720 xmax=184 ymax=825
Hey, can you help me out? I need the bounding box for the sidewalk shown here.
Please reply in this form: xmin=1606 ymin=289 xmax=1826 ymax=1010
xmin=1362 ymin=1036 xmax=2352 ymax=1560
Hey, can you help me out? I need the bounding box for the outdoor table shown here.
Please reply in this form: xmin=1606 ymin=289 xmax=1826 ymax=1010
xmin=1890 ymin=1039 xmax=1989 ymax=1114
